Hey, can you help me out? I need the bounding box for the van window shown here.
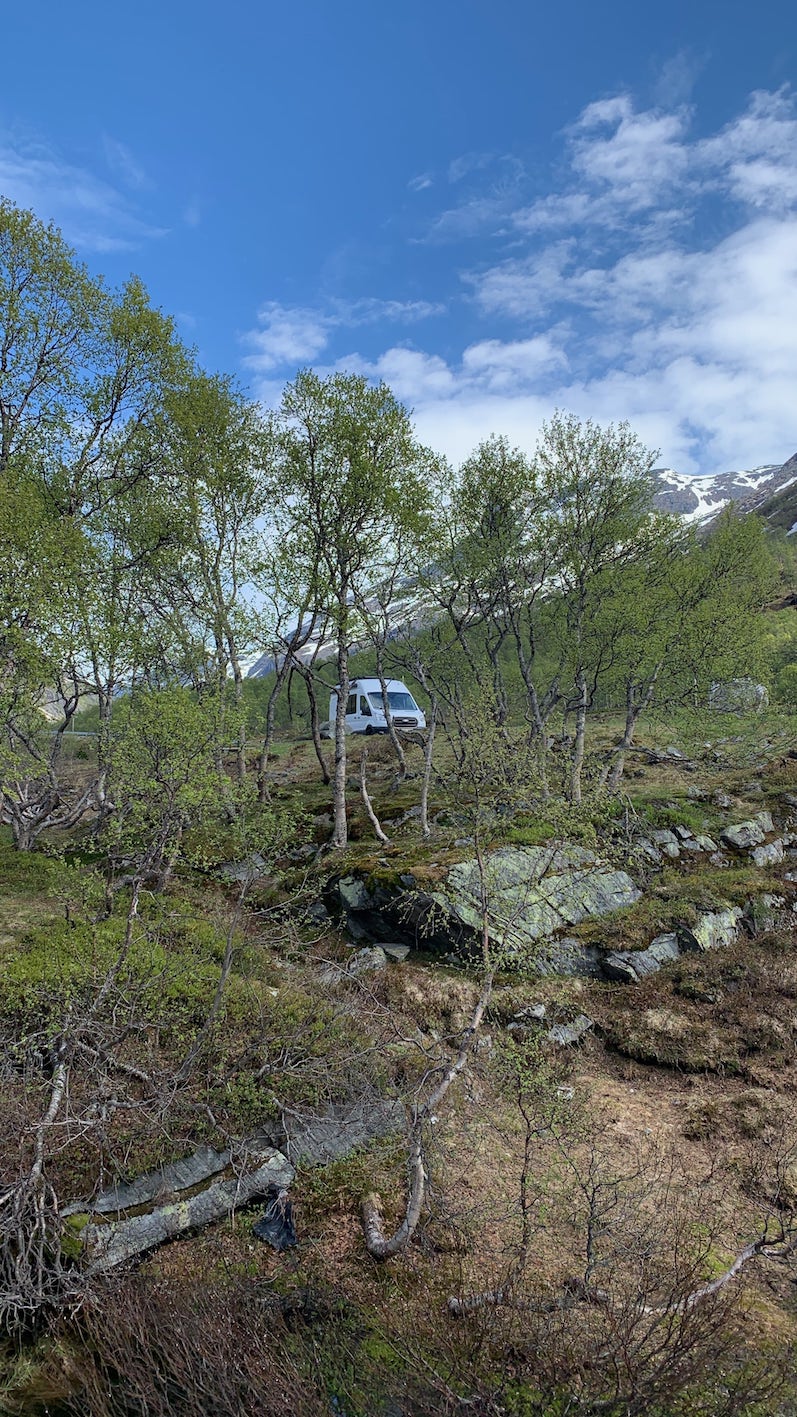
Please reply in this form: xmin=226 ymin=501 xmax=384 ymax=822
xmin=346 ymin=694 xmax=357 ymax=715
xmin=359 ymin=697 xmax=372 ymax=716
xmin=369 ymin=691 xmax=416 ymax=712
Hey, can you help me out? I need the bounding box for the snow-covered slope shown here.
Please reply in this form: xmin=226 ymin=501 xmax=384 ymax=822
xmin=651 ymin=464 xmax=783 ymax=523
xmin=746 ymin=454 xmax=797 ymax=535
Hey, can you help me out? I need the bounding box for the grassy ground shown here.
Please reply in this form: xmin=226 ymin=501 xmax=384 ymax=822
xmin=2 ymin=709 xmax=797 ymax=1414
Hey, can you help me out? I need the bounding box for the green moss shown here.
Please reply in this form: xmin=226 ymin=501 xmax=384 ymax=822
xmin=0 ymin=905 xmax=263 ymax=1053
xmin=61 ymin=1212 xmax=90 ymax=1259
xmin=504 ymin=823 xmax=556 ymax=847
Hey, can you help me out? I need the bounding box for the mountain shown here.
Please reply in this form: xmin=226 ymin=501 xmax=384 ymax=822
xmin=243 ymin=452 xmax=797 ymax=679
xmin=651 ymin=454 xmax=797 ymax=528
xmin=749 ymin=453 xmax=797 ymax=534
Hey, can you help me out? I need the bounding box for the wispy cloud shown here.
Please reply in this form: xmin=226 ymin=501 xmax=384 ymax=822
xmin=652 ymin=49 xmax=705 ymax=108
xmin=242 ymin=295 xmax=445 ymax=383
xmin=447 ymin=151 xmax=495 ymax=184
xmin=0 ymin=129 xmax=166 ymax=251
xmin=243 ymin=86 xmax=797 ymax=475
xmin=102 ymin=136 xmax=149 ymax=191
xmin=420 ymin=153 xmax=526 ymax=243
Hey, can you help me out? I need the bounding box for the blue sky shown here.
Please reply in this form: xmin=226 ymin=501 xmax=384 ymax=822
xmin=2 ymin=0 xmax=796 ymax=474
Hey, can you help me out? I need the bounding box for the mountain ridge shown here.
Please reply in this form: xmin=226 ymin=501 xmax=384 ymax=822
xmin=652 ymin=454 xmax=797 ymax=529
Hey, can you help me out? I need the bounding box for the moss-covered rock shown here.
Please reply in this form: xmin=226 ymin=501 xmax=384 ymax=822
xmin=434 ymin=845 xmax=641 ymax=964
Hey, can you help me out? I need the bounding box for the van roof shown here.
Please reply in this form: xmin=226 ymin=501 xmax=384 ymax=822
xmin=333 ymin=679 xmax=411 ymax=693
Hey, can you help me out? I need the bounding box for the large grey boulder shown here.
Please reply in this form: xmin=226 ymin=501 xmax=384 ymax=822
xmin=337 ymin=876 xmax=374 ymax=911
xmin=721 ymin=821 xmax=766 ymax=850
xmin=744 ymin=894 xmax=784 ymax=935
xmin=433 ymin=845 xmax=641 ymax=964
xmin=695 ymin=834 xmax=719 ymax=852
xmin=546 ymin=1014 xmax=594 ymax=1046
xmin=347 ymin=946 xmax=388 ymax=976
xmin=709 ymin=679 xmax=769 ymax=713
xmin=751 ymin=840 xmax=785 ymax=868
xmin=320 ymin=946 xmax=388 ymax=983
xmin=677 ymin=908 xmax=742 ymax=952
xmin=218 ymin=853 xmax=268 ymax=882
xmin=532 ymin=935 xmax=605 ymax=978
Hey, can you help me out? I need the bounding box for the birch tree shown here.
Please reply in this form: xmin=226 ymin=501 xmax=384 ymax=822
xmin=535 ymin=413 xmax=658 ymax=804
xmin=272 ymin=370 xmax=434 ymax=849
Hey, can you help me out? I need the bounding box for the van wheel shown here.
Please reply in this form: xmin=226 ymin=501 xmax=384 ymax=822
xmin=364 ymin=725 xmax=374 ymax=736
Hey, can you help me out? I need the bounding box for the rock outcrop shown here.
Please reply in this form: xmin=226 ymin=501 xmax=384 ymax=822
xmin=430 ymin=845 xmax=641 ymax=967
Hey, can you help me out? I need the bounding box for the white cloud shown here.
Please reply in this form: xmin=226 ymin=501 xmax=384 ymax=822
xmin=339 ymin=296 xmax=445 ymax=324
xmin=696 ymin=88 xmax=797 ymax=210
xmin=245 ymin=86 xmax=797 ymax=476
xmin=442 ymin=88 xmax=797 ymax=471
xmin=468 ymin=242 xmax=576 ymax=318
xmin=652 ymin=50 xmax=705 ymax=109
xmin=344 ymin=347 xmax=458 ymax=401
xmin=408 ymin=172 xmax=433 ymax=191
xmin=460 ymin=335 xmax=568 ymax=390
xmin=242 ymin=296 xmax=445 ymax=381
xmin=243 ymin=303 xmax=332 ymax=373
xmin=569 ymin=99 xmax=691 ymax=211
xmin=0 ymin=131 xmax=166 ymax=251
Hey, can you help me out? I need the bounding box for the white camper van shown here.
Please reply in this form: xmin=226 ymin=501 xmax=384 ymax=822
xmin=326 ymin=678 xmax=426 ymax=737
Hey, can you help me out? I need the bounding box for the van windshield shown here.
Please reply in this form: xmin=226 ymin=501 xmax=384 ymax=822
xmin=369 ymin=691 xmax=416 ymax=712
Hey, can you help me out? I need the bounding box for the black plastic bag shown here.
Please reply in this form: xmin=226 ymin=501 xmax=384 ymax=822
xmin=252 ymin=1189 xmax=297 ymax=1250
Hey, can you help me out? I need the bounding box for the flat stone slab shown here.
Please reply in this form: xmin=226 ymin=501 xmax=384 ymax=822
xmin=279 ymin=1097 xmax=405 ymax=1166
xmin=84 ymin=1151 xmax=295 ymax=1271
xmin=603 ymin=932 xmax=681 ymax=984
xmin=381 ymin=943 xmax=411 ymax=961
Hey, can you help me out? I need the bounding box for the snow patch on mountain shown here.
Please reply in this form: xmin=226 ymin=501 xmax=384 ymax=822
xmin=652 ymin=463 xmax=785 ymax=524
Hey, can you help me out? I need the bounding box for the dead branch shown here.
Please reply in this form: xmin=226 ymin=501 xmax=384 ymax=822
xmin=361 ymin=966 xmax=493 ymax=1259
xmin=359 ymin=747 xmax=391 ymax=845
xmin=447 ymin=1228 xmax=797 ymax=1320
xmin=0 ymin=1048 xmax=74 ymax=1333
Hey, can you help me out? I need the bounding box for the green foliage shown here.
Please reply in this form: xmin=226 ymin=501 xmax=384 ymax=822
xmin=504 ymin=822 xmax=557 ymax=846
xmin=0 ymin=833 xmax=71 ymax=893
xmin=0 ymin=906 xmax=255 ymax=1050
xmin=104 ymin=684 xmax=229 ymax=878
xmin=775 ymin=660 xmax=797 ymax=706
xmin=641 ymin=800 xmax=713 ymax=834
